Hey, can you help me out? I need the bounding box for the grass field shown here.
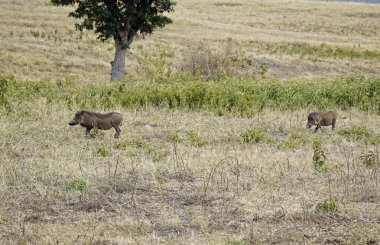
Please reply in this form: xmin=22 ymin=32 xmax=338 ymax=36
xmin=1 ymin=0 xmax=380 ymax=244
xmin=1 ymin=76 xmax=380 ymax=243
xmin=0 ymin=0 xmax=380 ymax=82
xmin=1 ymin=99 xmax=380 ymax=244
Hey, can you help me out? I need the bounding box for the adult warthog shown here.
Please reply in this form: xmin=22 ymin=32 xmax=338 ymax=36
xmin=69 ymin=110 xmax=122 ymax=138
xmin=306 ymin=111 xmax=336 ymax=132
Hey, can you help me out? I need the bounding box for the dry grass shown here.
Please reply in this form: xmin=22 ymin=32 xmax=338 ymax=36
xmin=1 ymin=103 xmax=380 ymax=244
xmin=1 ymin=0 xmax=380 ymax=82
xmin=1 ymin=0 xmax=380 ymax=243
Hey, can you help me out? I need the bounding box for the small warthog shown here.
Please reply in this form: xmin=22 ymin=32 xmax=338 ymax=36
xmin=69 ymin=110 xmax=122 ymax=138
xmin=307 ymin=111 xmax=337 ymax=132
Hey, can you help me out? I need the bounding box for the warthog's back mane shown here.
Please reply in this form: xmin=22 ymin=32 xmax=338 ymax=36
xmin=82 ymin=110 xmax=114 ymax=119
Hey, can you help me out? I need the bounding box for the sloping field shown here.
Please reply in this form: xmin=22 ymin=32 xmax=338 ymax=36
xmin=0 ymin=0 xmax=380 ymax=82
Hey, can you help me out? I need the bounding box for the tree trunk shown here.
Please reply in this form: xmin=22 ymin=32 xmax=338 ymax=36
xmin=110 ymin=38 xmax=127 ymax=81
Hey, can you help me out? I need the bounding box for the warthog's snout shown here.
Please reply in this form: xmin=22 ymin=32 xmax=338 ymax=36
xmin=69 ymin=111 xmax=84 ymax=126
xmin=307 ymin=114 xmax=317 ymax=129
xmin=68 ymin=118 xmax=80 ymax=126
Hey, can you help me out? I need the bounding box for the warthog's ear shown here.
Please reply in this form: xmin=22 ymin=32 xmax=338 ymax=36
xmin=75 ymin=110 xmax=84 ymax=117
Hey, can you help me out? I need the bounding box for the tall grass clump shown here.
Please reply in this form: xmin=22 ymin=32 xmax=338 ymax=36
xmin=278 ymin=131 xmax=308 ymax=149
xmin=0 ymin=76 xmax=11 ymax=112
xmin=315 ymin=198 xmax=338 ymax=213
xmin=360 ymin=151 xmax=378 ymax=168
xmin=186 ymin=130 xmax=208 ymax=147
xmin=255 ymin=41 xmax=380 ymax=60
xmin=179 ymin=40 xmax=259 ymax=80
xmin=338 ymin=126 xmax=371 ymax=141
xmin=370 ymin=135 xmax=380 ymax=145
xmin=241 ymin=128 xmax=270 ymax=144
xmin=1 ymin=75 xmax=380 ymax=116
xmin=65 ymin=179 xmax=87 ymax=192
xmin=312 ymin=139 xmax=327 ymax=172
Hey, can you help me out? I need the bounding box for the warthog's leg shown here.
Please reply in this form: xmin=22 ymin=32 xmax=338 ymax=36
xmin=332 ymin=119 xmax=336 ymax=130
xmin=114 ymin=126 xmax=121 ymax=139
xmin=314 ymin=124 xmax=321 ymax=133
xmin=85 ymin=127 xmax=92 ymax=135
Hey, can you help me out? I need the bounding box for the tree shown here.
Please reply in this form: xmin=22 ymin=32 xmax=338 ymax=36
xmin=51 ymin=0 xmax=175 ymax=81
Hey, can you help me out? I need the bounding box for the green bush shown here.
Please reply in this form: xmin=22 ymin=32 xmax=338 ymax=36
xmin=312 ymin=139 xmax=327 ymax=172
xmin=186 ymin=131 xmax=208 ymax=147
xmin=95 ymin=147 xmax=112 ymax=157
xmin=0 ymin=76 xmax=10 ymax=112
xmin=369 ymin=135 xmax=380 ymax=145
xmin=337 ymin=126 xmax=370 ymax=141
xmin=167 ymin=131 xmax=182 ymax=143
xmin=360 ymin=151 xmax=378 ymax=168
xmin=278 ymin=131 xmax=308 ymax=149
xmin=65 ymin=179 xmax=87 ymax=192
xmin=241 ymin=128 xmax=270 ymax=144
xmin=315 ymin=198 xmax=338 ymax=213
xmin=113 ymin=139 xmax=167 ymax=161
xmin=1 ymin=75 xmax=380 ymax=116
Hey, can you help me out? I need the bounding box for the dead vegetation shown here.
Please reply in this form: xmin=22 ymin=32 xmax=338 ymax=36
xmin=1 ymin=0 xmax=380 ymax=243
xmin=1 ymin=105 xmax=380 ymax=244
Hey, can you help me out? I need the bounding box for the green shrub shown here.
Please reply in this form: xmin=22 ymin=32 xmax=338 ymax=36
xmin=226 ymin=240 xmax=244 ymax=245
xmin=113 ymin=141 xmax=129 ymax=150
xmin=114 ymin=140 xmax=149 ymax=151
xmin=315 ymin=198 xmax=338 ymax=213
xmin=278 ymin=131 xmax=308 ymax=149
xmin=152 ymin=149 xmax=169 ymax=162
xmin=95 ymin=147 xmax=112 ymax=157
xmin=241 ymin=128 xmax=269 ymax=144
xmin=114 ymin=139 xmax=167 ymax=161
xmin=0 ymin=75 xmax=13 ymax=113
xmin=167 ymin=131 xmax=182 ymax=143
xmin=186 ymin=131 xmax=208 ymax=147
xmin=65 ymin=179 xmax=87 ymax=192
xmin=131 ymin=140 xmax=152 ymax=151
xmin=360 ymin=151 xmax=378 ymax=168
xmin=312 ymin=139 xmax=327 ymax=172
xmin=2 ymin=75 xmax=380 ymax=116
xmin=338 ymin=126 xmax=370 ymax=141
xmin=369 ymin=135 xmax=380 ymax=145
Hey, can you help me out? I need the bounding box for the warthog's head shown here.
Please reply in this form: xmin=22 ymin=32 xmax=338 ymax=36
xmin=306 ymin=112 xmax=318 ymax=128
xmin=69 ymin=110 xmax=84 ymax=126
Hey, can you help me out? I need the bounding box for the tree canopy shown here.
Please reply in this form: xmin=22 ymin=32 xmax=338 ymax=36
xmin=51 ymin=0 xmax=175 ymax=45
